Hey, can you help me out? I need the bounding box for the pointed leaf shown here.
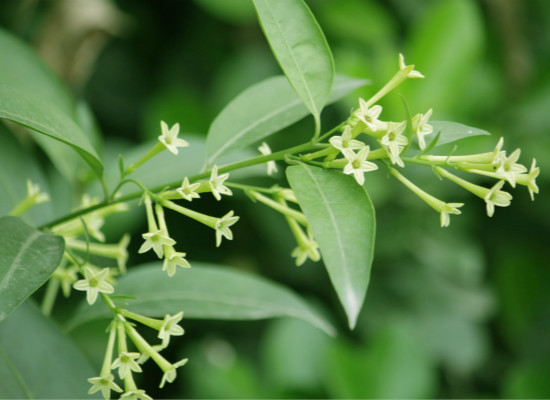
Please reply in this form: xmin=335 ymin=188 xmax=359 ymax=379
xmin=65 ymin=262 xmax=335 ymax=336
xmin=405 ymin=121 xmax=490 ymax=155
xmin=0 ymin=216 xmax=64 ymax=322
xmin=0 ymin=301 xmax=98 ymax=399
xmin=206 ymin=74 xmax=368 ymax=164
xmin=252 ymin=0 xmax=334 ymax=125
xmin=287 ymin=165 xmax=375 ymax=329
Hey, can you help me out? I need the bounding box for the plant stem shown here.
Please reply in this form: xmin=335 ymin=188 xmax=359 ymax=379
xmin=41 ymin=277 xmax=60 ymax=316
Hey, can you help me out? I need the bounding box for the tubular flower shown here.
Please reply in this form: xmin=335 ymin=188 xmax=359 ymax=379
xmin=485 ymin=180 xmax=513 ymax=217
xmin=379 ymin=121 xmax=408 ymax=167
xmin=412 ymin=108 xmax=433 ymax=150
xmin=494 ymin=149 xmax=527 ymax=187
xmin=342 ymin=146 xmax=378 ymax=185
xmin=355 ymin=99 xmax=386 ymax=133
xmin=209 ymin=165 xmax=233 ymax=201
xmin=158 ymin=121 xmax=189 ymax=155
xmin=258 ymin=142 xmax=278 ymax=176
xmin=215 ymin=211 xmax=239 ymax=247
xmin=73 ymin=266 xmax=115 ymax=305
xmin=329 ymin=125 xmax=365 ymax=153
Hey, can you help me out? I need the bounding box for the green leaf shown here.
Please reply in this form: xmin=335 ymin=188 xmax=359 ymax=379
xmin=65 ymin=262 xmax=335 ymax=336
xmin=252 ymin=0 xmax=334 ymax=129
xmin=286 ymin=165 xmax=375 ymax=329
xmin=206 ymin=74 xmax=368 ymax=165
xmin=0 ymin=127 xmax=54 ymax=226
xmin=0 ymin=83 xmax=103 ymax=178
xmin=0 ymin=301 xmax=98 ymax=399
xmin=405 ymin=121 xmax=490 ymax=155
xmin=0 ymin=216 xmax=64 ymax=322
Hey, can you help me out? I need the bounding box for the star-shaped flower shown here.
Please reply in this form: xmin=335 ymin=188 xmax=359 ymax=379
xmin=88 ymin=373 xmax=122 ymax=399
xmin=329 ymin=125 xmax=365 ymax=153
xmin=215 ymin=210 xmax=239 ymax=247
xmin=379 ymin=121 xmax=408 ymax=167
xmin=485 ymin=180 xmax=512 ymax=217
xmin=258 ymin=142 xmax=278 ymax=176
xmin=159 ymin=358 xmax=188 ymax=388
xmin=120 ymin=390 xmax=153 ymax=400
xmin=398 ymin=53 xmax=424 ymax=79
xmin=355 ymin=99 xmax=386 ymax=133
xmin=209 ymin=165 xmax=233 ymax=201
xmin=111 ymin=352 xmax=142 ymax=380
xmin=138 ymin=229 xmax=176 ymax=259
xmin=494 ymin=149 xmax=527 ymax=187
xmin=158 ymin=311 xmax=185 ymax=347
xmin=515 ymin=159 xmax=540 ymax=201
xmin=412 ymin=108 xmax=433 ymax=150
xmin=158 ymin=121 xmax=189 ymax=155
xmin=439 ymin=202 xmax=464 ymax=227
xmin=162 ymin=247 xmax=191 ymax=277
xmin=342 ymin=146 xmax=378 ymax=185
xmin=291 ymin=232 xmax=320 ymax=266
xmin=73 ymin=267 xmax=115 ymax=305
xmin=176 ymin=177 xmax=201 ymax=201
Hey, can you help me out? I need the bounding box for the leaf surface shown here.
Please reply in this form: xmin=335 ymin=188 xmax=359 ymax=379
xmin=65 ymin=262 xmax=335 ymax=336
xmin=206 ymin=74 xmax=367 ymax=164
xmin=252 ymin=0 xmax=334 ymax=126
xmin=0 ymin=216 xmax=64 ymax=322
xmin=287 ymin=165 xmax=375 ymax=328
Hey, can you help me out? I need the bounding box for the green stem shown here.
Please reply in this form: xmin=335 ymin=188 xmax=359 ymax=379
xmin=41 ymin=277 xmax=60 ymax=316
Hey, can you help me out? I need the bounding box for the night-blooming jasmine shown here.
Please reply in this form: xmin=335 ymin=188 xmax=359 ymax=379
xmin=73 ymin=266 xmax=115 ymax=305
xmin=494 ymin=149 xmax=527 ymax=187
xmin=398 ymin=53 xmax=424 ymax=79
xmin=291 ymin=233 xmax=320 ymax=266
xmin=111 ymin=352 xmax=142 ymax=380
xmin=158 ymin=311 xmax=185 ymax=347
xmin=355 ymin=99 xmax=386 ymax=133
xmin=158 ymin=121 xmax=189 ymax=155
xmin=412 ymin=108 xmax=433 ymax=150
xmin=215 ymin=211 xmax=239 ymax=247
xmin=120 ymin=390 xmax=153 ymax=400
xmin=379 ymin=121 xmax=408 ymax=167
xmin=329 ymin=125 xmax=365 ymax=152
xmin=139 ymin=229 xmax=176 ymax=259
xmin=88 ymin=374 xmax=122 ymax=400
xmin=176 ymin=177 xmax=201 ymax=201
xmin=209 ymin=165 xmax=232 ymax=201
xmin=258 ymin=142 xmax=278 ymax=175
xmin=515 ymin=159 xmax=539 ymax=200
xmin=342 ymin=146 xmax=378 ymax=185
xmin=485 ymin=180 xmax=513 ymax=217
xmin=162 ymin=247 xmax=191 ymax=277
xmin=160 ymin=358 xmax=188 ymax=389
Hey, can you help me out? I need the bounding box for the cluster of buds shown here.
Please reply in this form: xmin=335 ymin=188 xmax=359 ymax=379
xmin=302 ymin=54 xmax=539 ymax=227
xmin=88 ymin=305 xmax=186 ymax=399
xmin=8 ymin=179 xmax=50 ymax=216
xmin=247 ymin=187 xmax=319 ymax=266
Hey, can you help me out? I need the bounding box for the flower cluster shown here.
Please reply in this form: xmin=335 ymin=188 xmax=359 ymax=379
xmin=88 ymin=308 xmax=186 ymax=399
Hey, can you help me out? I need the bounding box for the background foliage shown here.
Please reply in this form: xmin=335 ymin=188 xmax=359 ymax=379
xmin=0 ymin=0 xmax=548 ymax=398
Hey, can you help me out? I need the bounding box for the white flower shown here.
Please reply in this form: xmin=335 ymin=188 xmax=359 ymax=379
xmin=138 ymin=229 xmax=176 ymax=258
xmin=355 ymin=99 xmax=386 ymax=133
xmin=73 ymin=267 xmax=115 ymax=305
xmin=412 ymin=108 xmax=433 ymax=150
xmin=209 ymin=165 xmax=232 ymax=201
xmin=215 ymin=210 xmax=239 ymax=247
xmin=329 ymin=125 xmax=365 ymax=152
xmin=159 ymin=358 xmax=188 ymax=388
xmin=258 ymin=142 xmax=278 ymax=176
xmin=120 ymin=390 xmax=153 ymax=400
xmin=291 ymin=232 xmax=320 ymax=266
xmin=515 ymin=159 xmax=540 ymax=201
xmin=176 ymin=177 xmax=201 ymax=201
xmin=398 ymin=53 xmax=424 ymax=79
xmin=158 ymin=312 xmax=185 ymax=347
xmin=158 ymin=121 xmax=189 ymax=155
xmin=485 ymin=180 xmax=512 ymax=217
xmin=342 ymin=146 xmax=378 ymax=185
xmin=379 ymin=121 xmax=408 ymax=167
xmin=88 ymin=374 xmax=123 ymax=399
xmin=162 ymin=247 xmax=191 ymax=277
xmin=439 ymin=203 xmax=464 ymax=227
xmin=494 ymin=149 xmax=527 ymax=188
xmin=111 ymin=352 xmax=142 ymax=379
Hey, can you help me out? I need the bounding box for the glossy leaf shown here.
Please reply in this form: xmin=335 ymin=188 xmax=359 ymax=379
xmin=65 ymin=262 xmax=335 ymax=336
xmin=252 ymin=0 xmax=334 ymax=127
xmin=287 ymin=165 xmax=375 ymax=329
xmin=0 ymin=216 xmax=64 ymax=322
xmin=405 ymin=121 xmax=490 ymax=155
xmin=0 ymin=301 xmax=98 ymax=399
xmin=206 ymin=74 xmax=368 ymax=165
xmin=0 ymin=83 xmax=103 ymax=177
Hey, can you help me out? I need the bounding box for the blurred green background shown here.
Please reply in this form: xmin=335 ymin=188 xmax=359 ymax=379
xmin=1 ymin=0 xmax=548 ymax=398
